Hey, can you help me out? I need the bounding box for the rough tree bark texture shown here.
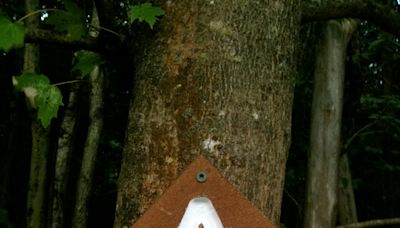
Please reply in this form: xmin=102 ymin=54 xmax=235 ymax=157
xmin=303 ymin=19 xmax=357 ymax=228
xmin=115 ymin=0 xmax=300 ymax=227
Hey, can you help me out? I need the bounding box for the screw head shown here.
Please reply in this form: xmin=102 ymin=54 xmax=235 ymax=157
xmin=196 ymin=171 xmax=207 ymax=183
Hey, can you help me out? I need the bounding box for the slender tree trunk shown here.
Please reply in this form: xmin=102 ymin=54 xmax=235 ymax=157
xmin=51 ymin=3 xmax=102 ymax=227
xmin=303 ymin=19 xmax=357 ymax=228
xmin=27 ymin=122 xmax=50 ymax=228
xmin=24 ymin=0 xmax=51 ymax=227
xmin=51 ymin=83 xmax=79 ymax=228
xmin=115 ymin=0 xmax=300 ymax=227
xmin=71 ymin=65 xmax=104 ymax=228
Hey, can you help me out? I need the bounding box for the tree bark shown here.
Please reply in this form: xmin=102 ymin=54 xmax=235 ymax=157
xmin=24 ymin=0 xmax=51 ymax=228
xmin=27 ymin=121 xmax=50 ymax=228
xmin=303 ymin=19 xmax=357 ymax=228
xmin=51 ymin=82 xmax=79 ymax=228
xmin=115 ymin=0 xmax=300 ymax=227
xmin=338 ymin=154 xmax=358 ymax=224
xmin=71 ymin=65 xmax=104 ymax=228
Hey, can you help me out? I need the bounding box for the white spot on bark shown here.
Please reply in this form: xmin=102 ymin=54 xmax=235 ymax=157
xmin=202 ymin=137 xmax=222 ymax=153
xmin=209 ymin=0 xmax=214 ymax=4
xmin=252 ymin=112 xmax=259 ymax=120
xmin=209 ymin=20 xmax=233 ymax=35
xmin=227 ymin=49 xmax=242 ymax=62
xmin=174 ymin=84 xmax=182 ymax=91
xmin=165 ymin=156 xmax=174 ymax=164
xmin=218 ymin=110 xmax=226 ymax=117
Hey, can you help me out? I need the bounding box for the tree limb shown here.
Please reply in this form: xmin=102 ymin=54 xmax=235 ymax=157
xmin=24 ymin=0 xmax=400 ymax=50
xmin=337 ymin=217 xmax=400 ymax=228
xmin=25 ymin=28 xmax=101 ymax=51
xmin=302 ymin=0 xmax=400 ymax=37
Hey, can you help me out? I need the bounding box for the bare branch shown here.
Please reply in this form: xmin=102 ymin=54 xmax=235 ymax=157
xmin=302 ymin=0 xmax=400 ymax=37
xmin=25 ymin=28 xmax=101 ymax=51
xmin=337 ymin=217 xmax=400 ymax=228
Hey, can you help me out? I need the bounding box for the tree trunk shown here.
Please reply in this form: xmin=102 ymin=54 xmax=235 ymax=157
xmin=27 ymin=122 xmax=50 ymax=228
xmin=303 ymin=19 xmax=357 ymax=228
xmin=115 ymin=0 xmax=300 ymax=227
xmin=338 ymin=154 xmax=358 ymax=224
xmin=24 ymin=0 xmax=51 ymax=227
xmin=51 ymin=82 xmax=79 ymax=228
xmin=71 ymin=65 xmax=104 ymax=228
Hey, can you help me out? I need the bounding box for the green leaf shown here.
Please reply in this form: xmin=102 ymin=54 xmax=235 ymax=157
xmin=44 ymin=0 xmax=86 ymax=40
xmin=14 ymin=73 xmax=50 ymax=91
xmin=13 ymin=72 xmax=63 ymax=128
xmin=128 ymin=3 xmax=165 ymax=29
xmin=36 ymin=86 xmax=63 ymax=128
xmin=72 ymin=51 xmax=105 ymax=77
xmin=0 ymin=16 xmax=26 ymax=52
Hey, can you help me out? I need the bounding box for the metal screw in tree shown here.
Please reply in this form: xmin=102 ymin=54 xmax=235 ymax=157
xmin=196 ymin=171 xmax=207 ymax=183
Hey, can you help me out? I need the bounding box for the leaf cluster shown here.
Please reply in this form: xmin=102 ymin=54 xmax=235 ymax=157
xmin=1 ymin=1 xmax=165 ymax=127
xmin=14 ymin=73 xmax=63 ymax=128
xmin=0 ymin=16 xmax=25 ymax=52
xmin=72 ymin=51 xmax=105 ymax=77
xmin=128 ymin=3 xmax=165 ymax=29
xmin=12 ymin=50 xmax=105 ymax=127
xmin=44 ymin=0 xmax=87 ymax=40
xmin=0 ymin=1 xmax=165 ymax=52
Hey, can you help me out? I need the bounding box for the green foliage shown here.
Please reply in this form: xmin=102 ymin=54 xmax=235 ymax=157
xmin=0 ymin=1 xmax=165 ymax=128
xmin=14 ymin=73 xmax=50 ymax=91
xmin=72 ymin=51 xmax=105 ymax=77
xmin=0 ymin=1 xmax=165 ymax=53
xmin=14 ymin=73 xmax=63 ymax=128
xmin=36 ymin=85 xmax=63 ymax=128
xmin=350 ymin=94 xmax=400 ymax=175
xmin=44 ymin=0 xmax=86 ymax=40
xmin=0 ymin=15 xmax=25 ymax=52
xmin=361 ymin=95 xmax=400 ymax=129
xmin=128 ymin=3 xmax=165 ymax=29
